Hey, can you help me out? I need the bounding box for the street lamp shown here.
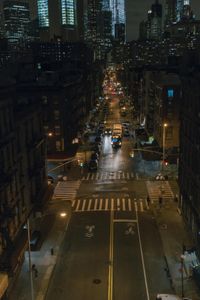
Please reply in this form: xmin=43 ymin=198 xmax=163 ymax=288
xmin=27 ymin=219 xmax=34 ymax=300
xmin=162 ymin=123 xmax=167 ymax=171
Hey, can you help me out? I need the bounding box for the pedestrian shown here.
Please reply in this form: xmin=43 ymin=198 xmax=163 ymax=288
xmin=159 ymin=196 xmax=163 ymax=208
xmin=34 ymin=268 xmax=38 ymax=278
xmin=147 ymin=195 xmax=150 ymax=206
xmin=32 ymin=264 xmax=36 ymax=272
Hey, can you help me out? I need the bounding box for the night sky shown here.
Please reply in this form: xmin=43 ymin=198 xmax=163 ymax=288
xmin=126 ymin=0 xmax=200 ymax=41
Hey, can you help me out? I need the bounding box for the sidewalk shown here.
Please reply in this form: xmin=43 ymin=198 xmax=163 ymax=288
xmin=154 ymin=181 xmax=200 ymax=299
xmin=8 ymin=204 xmax=72 ymax=300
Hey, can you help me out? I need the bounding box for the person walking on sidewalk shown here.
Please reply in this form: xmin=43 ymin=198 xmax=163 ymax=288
xmin=32 ymin=264 xmax=38 ymax=278
xmin=159 ymin=195 xmax=163 ymax=208
xmin=147 ymin=195 xmax=150 ymax=207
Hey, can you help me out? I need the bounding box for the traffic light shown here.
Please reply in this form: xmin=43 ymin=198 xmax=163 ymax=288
xmin=163 ymin=159 xmax=168 ymax=166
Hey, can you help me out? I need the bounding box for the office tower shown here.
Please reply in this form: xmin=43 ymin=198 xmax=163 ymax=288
xmin=182 ymin=0 xmax=193 ymax=20
xmin=114 ymin=22 xmax=125 ymax=42
xmin=176 ymin=0 xmax=193 ymax=22
xmin=165 ymin=0 xmax=177 ymax=28
xmin=102 ymin=0 xmax=110 ymax=10
xmin=176 ymin=0 xmax=183 ymax=21
xmin=84 ymin=0 xmax=112 ymax=60
xmin=150 ymin=0 xmax=162 ymax=40
xmin=37 ymin=0 xmax=49 ymax=27
xmin=61 ymin=0 xmax=76 ymax=26
xmin=37 ymin=0 xmax=79 ymax=41
xmin=3 ymin=0 xmax=30 ymax=44
xmin=110 ymin=0 xmax=125 ymax=37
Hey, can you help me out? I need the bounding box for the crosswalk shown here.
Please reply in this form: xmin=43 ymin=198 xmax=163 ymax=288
xmin=81 ymin=171 xmax=137 ymax=181
xmin=146 ymin=181 xmax=174 ymax=203
xmin=72 ymin=198 xmax=149 ymax=213
xmin=52 ymin=180 xmax=81 ymax=201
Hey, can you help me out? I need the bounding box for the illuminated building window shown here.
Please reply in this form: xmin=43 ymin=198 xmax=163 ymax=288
xmin=37 ymin=0 xmax=49 ymax=27
xmin=167 ymin=89 xmax=174 ymax=97
xmin=61 ymin=0 xmax=76 ymax=26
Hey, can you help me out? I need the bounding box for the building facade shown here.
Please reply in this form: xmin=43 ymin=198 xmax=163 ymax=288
xmin=165 ymin=0 xmax=177 ymax=29
xmin=179 ymin=52 xmax=200 ymax=254
xmin=37 ymin=0 xmax=80 ymax=41
xmin=0 ymin=70 xmax=49 ymax=289
xmin=3 ymin=0 xmax=30 ymax=44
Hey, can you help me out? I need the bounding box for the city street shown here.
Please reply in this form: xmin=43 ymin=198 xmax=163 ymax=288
xmin=46 ymin=86 xmax=175 ymax=300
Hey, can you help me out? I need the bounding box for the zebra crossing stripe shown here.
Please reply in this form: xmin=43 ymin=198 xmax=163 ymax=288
xmin=81 ymin=172 xmax=138 ymax=181
xmin=82 ymin=199 xmax=86 ymax=211
xmin=117 ymin=198 xmax=120 ymax=210
xmin=99 ymin=198 xmax=103 ymax=210
xmin=111 ymin=198 xmax=114 ymax=211
xmin=105 ymin=198 xmax=109 ymax=210
xmin=128 ymin=198 xmax=131 ymax=211
xmin=139 ymin=199 xmax=144 ymax=212
xmin=72 ymin=198 xmax=150 ymax=213
xmin=76 ymin=199 xmax=81 ymax=211
xmin=94 ymin=198 xmax=98 ymax=210
xmin=87 ymin=199 xmax=92 ymax=211
xmin=122 ymin=198 xmax=126 ymax=211
xmin=134 ymin=199 xmax=137 ymax=212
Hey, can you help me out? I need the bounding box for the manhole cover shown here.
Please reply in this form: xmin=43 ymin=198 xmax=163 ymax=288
xmin=93 ymin=279 xmax=101 ymax=284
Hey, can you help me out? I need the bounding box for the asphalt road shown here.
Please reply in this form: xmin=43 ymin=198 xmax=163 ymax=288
xmin=46 ymin=86 xmax=173 ymax=300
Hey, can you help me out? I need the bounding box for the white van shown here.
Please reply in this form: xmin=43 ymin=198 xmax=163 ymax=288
xmin=156 ymin=294 xmax=191 ymax=300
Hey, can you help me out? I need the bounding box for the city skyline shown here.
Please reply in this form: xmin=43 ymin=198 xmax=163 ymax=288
xmin=126 ymin=0 xmax=200 ymax=41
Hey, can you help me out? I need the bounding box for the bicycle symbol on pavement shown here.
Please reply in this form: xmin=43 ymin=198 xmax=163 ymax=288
xmin=125 ymin=223 xmax=135 ymax=235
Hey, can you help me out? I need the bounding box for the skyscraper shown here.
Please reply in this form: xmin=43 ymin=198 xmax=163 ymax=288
xmin=61 ymin=0 xmax=76 ymax=26
xmin=165 ymin=0 xmax=177 ymax=28
xmin=150 ymin=0 xmax=162 ymax=40
xmin=37 ymin=0 xmax=79 ymax=41
xmin=110 ymin=0 xmax=126 ymax=38
xmin=84 ymin=0 xmax=112 ymax=60
xmin=176 ymin=0 xmax=193 ymax=22
xmin=37 ymin=0 xmax=49 ymax=27
xmin=3 ymin=0 xmax=30 ymax=44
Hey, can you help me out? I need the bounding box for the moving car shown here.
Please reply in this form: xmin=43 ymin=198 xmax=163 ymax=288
xmin=104 ymin=126 xmax=112 ymax=135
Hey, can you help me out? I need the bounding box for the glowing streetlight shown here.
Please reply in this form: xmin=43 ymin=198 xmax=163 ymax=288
xmin=60 ymin=212 xmax=67 ymax=218
xmin=162 ymin=123 xmax=167 ymax=171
